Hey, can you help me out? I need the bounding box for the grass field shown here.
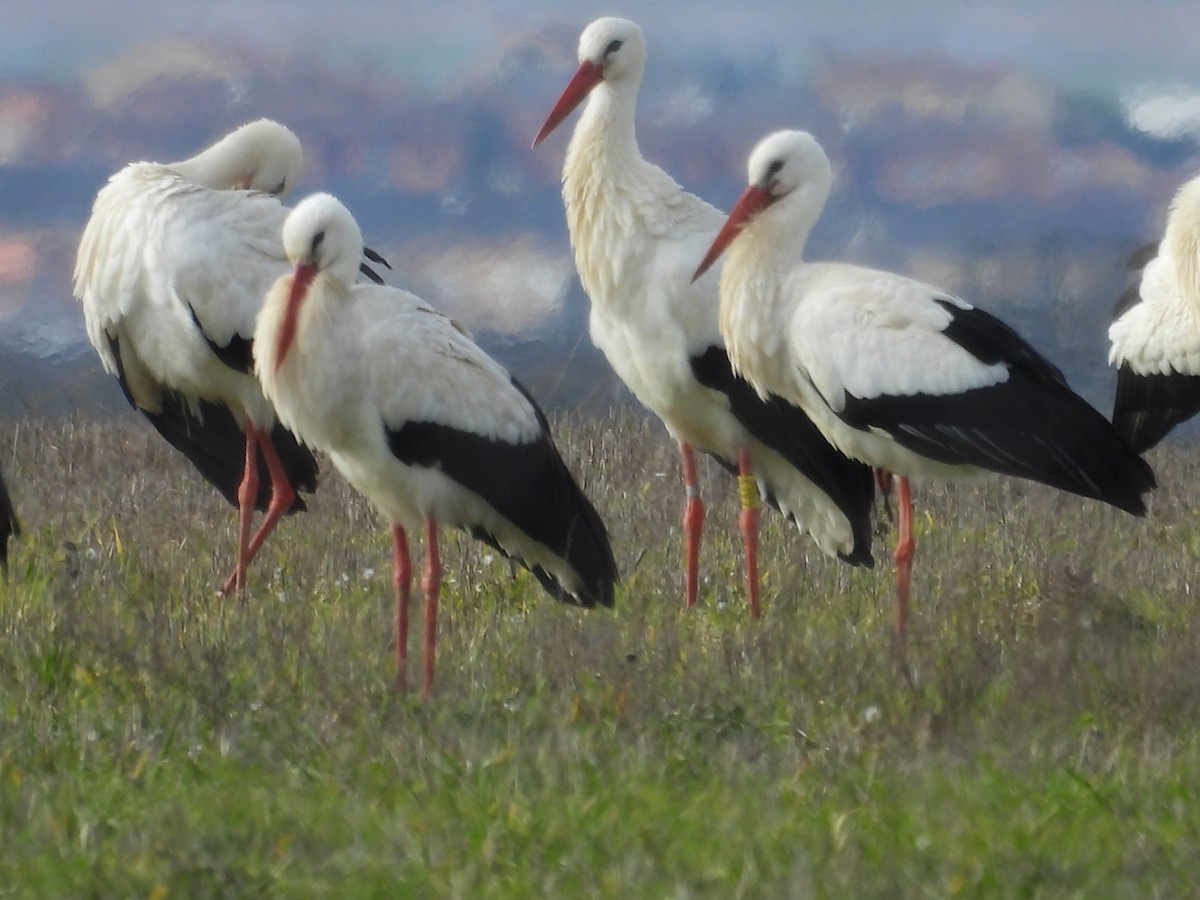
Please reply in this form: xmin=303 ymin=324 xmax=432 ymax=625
xmin=2 ymin=412 xmax=1199 ymax=897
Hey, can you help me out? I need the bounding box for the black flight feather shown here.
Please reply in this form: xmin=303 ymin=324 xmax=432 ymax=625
xmin=105 ymin=332 xmax=317 ymax=512
xmin=837 ymin=301 xmax=1155 ymax=515
xmin=359 ymin=246 xmax=392 ymax=285
xmin=690 ymin=345 xmax=875 ymax=566
xmin=1108 ymin=243 xmax=1200 ymax=451
xmin=0 ymin=468 xmax=20 ymax=571
xmin=188 ymin=304 xmax=254 ymax=375
xmin=385 ymin=376 xmax=617 ymax=608
xmin=1112 ymin=364 xmax=1200 ymax=454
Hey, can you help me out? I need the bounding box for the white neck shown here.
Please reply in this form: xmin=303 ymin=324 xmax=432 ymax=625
xmin=170 ymin=142 xmax=251 ymax=190
xmin=1167 ymin=180 xmax=1200 ymax=302
xmin=767 ymin=177 xmax=830 ymax=264
xmin=561 ymin=79 xmax=673 ymax=304
xmin=169 ymin=125 xmax=283 ymax=192
xmin=570 ymin=78 xmax=640 ymax=159
xmin=718 ymin=184 xmax=829 ymax=382
xmin=719 ymin=225 xmax=789 ymax=375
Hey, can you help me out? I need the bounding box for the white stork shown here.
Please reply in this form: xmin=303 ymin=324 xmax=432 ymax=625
xmin=695 ymin=129 xmax=1156 ymax=637
xmin=1108 ymin=173 xmax=1200 ymax=451
xmin=74 ymin=120 xmax=383 ymax=595
xmin=254 ymin=192 xmax=618 ymax=696
xmin=532 ymin=17 xmax=875 ymax=618
xmin=0 ymin=468 xmax=18 ymax=571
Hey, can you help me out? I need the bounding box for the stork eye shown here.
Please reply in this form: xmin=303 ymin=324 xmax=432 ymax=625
xmin=312 ymin=230 xmax=326 ymax=253
xmin=604 ymin=39 xmax=622 ymax=56
xmin=766 ymin=160 xmax=784 ymax=180
xmin=271 ymin=179 xmax=287 ymax=196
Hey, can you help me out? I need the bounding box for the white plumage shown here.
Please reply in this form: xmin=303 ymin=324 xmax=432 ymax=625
xmin=533 ymin=17 xmax=875 ymax=617
xmin=1108 ymin=174 xmax=1200 ymax=451
xmin=698 ymin=129 xmax=1155 ymax=636
xmin=74 ymin=120 xmax=320 ymax=595
xmin=255 ymin=192 xmax=617 ymax=696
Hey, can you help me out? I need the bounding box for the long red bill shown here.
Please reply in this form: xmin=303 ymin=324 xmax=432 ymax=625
xmin=692 ymin=185 xmax=774 ymax=282
xmin=531 ymin=60 xmax=604 ymax=148
xmin=273 ymin=262 xmax=318 ymax=372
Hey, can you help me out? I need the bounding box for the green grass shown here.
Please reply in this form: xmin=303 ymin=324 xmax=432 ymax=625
xmin=2 ymin=413 xmax=1200 ymax=897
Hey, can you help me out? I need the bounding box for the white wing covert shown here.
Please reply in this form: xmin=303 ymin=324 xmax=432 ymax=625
xmin=349 ymin=288 xmax=542 ymax=446
xmin=789 ymin=265 xmax=1008 ymax=412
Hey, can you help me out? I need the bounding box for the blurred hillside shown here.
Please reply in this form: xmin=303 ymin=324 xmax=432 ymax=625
xmin=0 ymin=25 xmax=1197 ymax=420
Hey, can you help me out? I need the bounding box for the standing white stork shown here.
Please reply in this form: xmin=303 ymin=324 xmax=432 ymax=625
xmin=532 ymin=17 xmax=875 ymax=618
xmin=0 ymin=468 xmax=18 ymax=571
xmin=1108 ymin=173 xmax=1200 ymax=452
xmin=255 ymin=192 xmax=618 ymax=697
xmin=74 ymin=120 xmax=382 ymax=596
xmin=695 ymin=129 xmax=1156 ymax=637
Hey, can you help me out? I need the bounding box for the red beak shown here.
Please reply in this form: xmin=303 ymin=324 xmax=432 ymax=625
xmin=531 ymin=60 xmax=604 ymax=148
xmin=273 ymin=262 xmax=318 ymax=372
xmin=692 ymin=184 xmax=774 ymax=282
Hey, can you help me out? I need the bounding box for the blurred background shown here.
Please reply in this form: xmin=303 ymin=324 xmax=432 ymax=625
xmin=1 ymin=0 xmax=1198 ymax=420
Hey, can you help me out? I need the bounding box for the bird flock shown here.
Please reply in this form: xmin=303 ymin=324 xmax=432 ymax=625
xmin=2 ymin=16 xmax=1194 ymax=695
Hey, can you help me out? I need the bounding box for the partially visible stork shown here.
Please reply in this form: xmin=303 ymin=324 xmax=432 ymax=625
xmin=0 ymin=468 xmax=19 ymax=571
xmin=1109 ymin=174 xmax=1200 ymax=451
xmin=255 ymin=192 xmax=618 ymax=696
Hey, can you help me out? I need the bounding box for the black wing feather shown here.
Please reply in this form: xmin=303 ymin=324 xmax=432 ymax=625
xmin=188 ymin=305 xmax=255 ymax=375
xmin=1111 ymin=244 xmax=1158 ymax=319
xmin=385 ymin=377 xmax=617 ymax=607
xmin=690 ymin=346 xmax=875 ymax=566
xmin=1126 ymin=241 xmax=1160 ymax=273
xmin=1112 ymin=363 xmax=1200 ymax=454
xmin=106 ymin=333 xmax=317 ymax=512
xmin=359 ymin=246 xmax=392 ymax=285
xmin=0 ymin=467 xmax=20 ymax=571
xmin=839 ymin=301 xmax=1155 ymax=515
xmin=1107 ymin=243 xmax=1200 ymax=451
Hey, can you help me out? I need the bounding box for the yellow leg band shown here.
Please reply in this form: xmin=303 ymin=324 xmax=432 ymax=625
xmin=737 ymin=473 xmax=759 ymax=510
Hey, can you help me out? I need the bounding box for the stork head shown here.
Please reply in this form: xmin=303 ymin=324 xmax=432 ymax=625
xmin=693 ymin=130 xmax=833 ymax=281
xmin=531 ymin=17 xmax=645 ymax=147
xmin=174 ymin=119 xmax=303 ymax=197
xmin=273 ymin=192 xmax=364 ymax=371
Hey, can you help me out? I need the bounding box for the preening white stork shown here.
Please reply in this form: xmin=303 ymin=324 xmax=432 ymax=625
xmin=255 ymin=192 xmax=618 ymax=697
xmin=532 ymin=17 xmax=875 ymax=618
xmin=74 ymin=120 xmax=382 ymax=596
xmin=695 ymin=129 xmax=1156 ymax=637
xmin=1109 ymin=173 xmax=1200 ymax=452
xmin=0 ymin=468 xmax=19 ymax=571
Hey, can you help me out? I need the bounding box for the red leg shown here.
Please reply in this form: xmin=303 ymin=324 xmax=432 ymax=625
xmin=392 ymin=524 xmax=411 ymax=693
xmin=239 ymin=428 xmax=298 ymax=563
xmin=421 ymin=516 xmax=441 ymax=700
xmin=220 ymin=426 xmax=298 ymax=596
xmin=679 ymin=442 xmax=705 ymax=610
xmin=221 ymin=420 xmax=259 ymax=597
xmin=892 ymin=476 xmax=915 ymax=640
xmin=737 ymin=447 xmax=761 ymax=619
